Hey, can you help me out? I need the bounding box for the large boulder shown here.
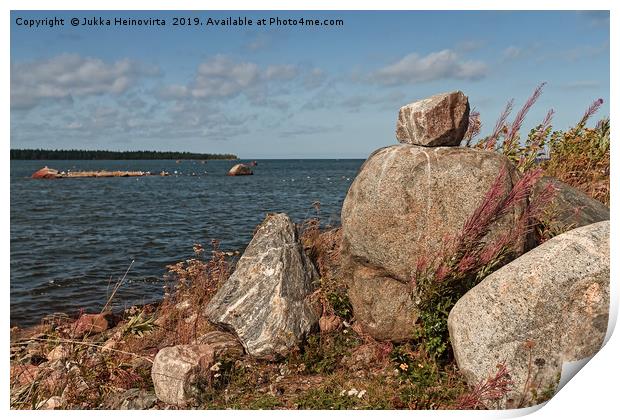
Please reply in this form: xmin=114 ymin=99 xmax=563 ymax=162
xmin=227 ymin=163 xmax=253 ymax=176
xmin=448 ymin=221 xmax=610 ymax=408
xmin=534 ymin=176 xmax=609 ymax=231
xmin=341 ymin=145 xmax=525 ymax=341
xmin=204 ymin=213 xmax=320 ymax=358
xmin=395 ymin=91 xmax=470 ymax=147
xmin=151 ymin=331 xmax=243 ymax=406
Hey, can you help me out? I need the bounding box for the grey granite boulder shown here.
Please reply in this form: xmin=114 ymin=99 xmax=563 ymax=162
xmin=341 ymin=145 xmax=525 ymax=341
xmin=448 ymin=221 xmax=610 ymax=408
xmin=396 ymin=91 xmax=470 ymax=146
xmin=204 ymin=213 xmax=320 ymax=358
xmin=151 ymin=331 xmax=243 ymax=406
xmin=534 ymin=176 xmax=609 ymax=231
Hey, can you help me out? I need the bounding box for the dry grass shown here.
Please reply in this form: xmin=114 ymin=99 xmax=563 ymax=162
xmin=470 ymin=83 xmax=609 ymax=205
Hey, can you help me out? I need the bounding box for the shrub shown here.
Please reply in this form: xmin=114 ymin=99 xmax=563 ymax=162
xmin=411 ymin=166 xmax=554 ymax=361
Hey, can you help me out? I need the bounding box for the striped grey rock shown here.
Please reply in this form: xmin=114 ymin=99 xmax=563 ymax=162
xmin=533 ymin=176 xmax=609 ymax=230
xmin=448 ymin=221 xmax=610 ymax=408
xmin=205 ymin=213 xmax=320 ymax=358
xmin=396 ymin=91 xmax=470 ymax=146
xmin=151 ymin=332 xmax=243 ymax=406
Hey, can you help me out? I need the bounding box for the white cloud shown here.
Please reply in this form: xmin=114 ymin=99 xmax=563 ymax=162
xmin=264 ymin=64 xmax=298 ymax=81
xmin=159 ymin=55 xmax=305 ymax=101
xmin=11 ymin=53 xmax=160 ymax=110
xmin=193 ymin=56 xmax=260 ymax=98
xmin=502 ymin=46 xmax=523 ymax=61
xmin=372 ymin=49 xmax=487 ymax=85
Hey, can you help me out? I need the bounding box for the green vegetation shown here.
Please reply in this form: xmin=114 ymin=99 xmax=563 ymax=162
xmin=10 ymin=148 xmax=237 ymax=160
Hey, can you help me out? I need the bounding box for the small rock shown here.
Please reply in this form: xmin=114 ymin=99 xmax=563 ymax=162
xmin=342 ymin=343 xmax=383 ymax=372
xmin=395 ymin=91 xmax=470 ymax=146
xmin=175 ymin=300 xmax=191 ymax=311
xmin=36 ymin=396 xmax=62 ymax=410
xmin=184 ymin=313 xmax=198 ymax=324
xmin=319 ymin=314 xmax=342 ymax=333
xmin=10 ymin=363 xmax=39 ymax=387
xmin=151 ymin=333 xmax=243 ymax=406
xmin=105 ymin=388 xmax=158 ymax=410
xmin=47 ymin=345 xmax=71 ymax=362
xmin=71 ymin=313 xmax=110 ymax=337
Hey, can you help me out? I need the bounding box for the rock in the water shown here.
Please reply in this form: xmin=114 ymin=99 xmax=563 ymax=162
xmin=31 ymin=166 xmax=59 ymax=179
xmin=204 ymin=213 xmax=320 ymax=358
xmin=534 ymin=176 xmax=609 ymax=231
xmin=341 ymin=146 xmax=524 ymax=340
xmin=396 ymin=91 xmax=470 ymax=146
xmin=151 ymin=332 xmax=243 ymax=406
xmin=227 ymin=163 xmax=253 ymax=176
xmin=448 ymin=221 xmax=609 ymax=408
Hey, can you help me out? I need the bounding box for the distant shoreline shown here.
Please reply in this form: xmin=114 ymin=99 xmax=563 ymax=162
xmin=10 ymin=149 xmax=238 ymax=160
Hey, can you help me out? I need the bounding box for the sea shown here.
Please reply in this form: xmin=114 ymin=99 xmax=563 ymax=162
xmin=10 ymin=159 xmax=363 ymax=326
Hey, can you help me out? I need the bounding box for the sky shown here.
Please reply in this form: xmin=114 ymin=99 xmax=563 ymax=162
xmin=10 ymin=10 xmax=610 ymax=159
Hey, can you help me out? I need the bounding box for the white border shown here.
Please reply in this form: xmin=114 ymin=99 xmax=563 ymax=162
xmin=3 ymin=1 xmax=616 ymax=419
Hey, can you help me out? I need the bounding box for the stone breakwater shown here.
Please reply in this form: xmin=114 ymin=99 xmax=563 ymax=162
xmin=31 ymin=166 xmax=169 ymax=179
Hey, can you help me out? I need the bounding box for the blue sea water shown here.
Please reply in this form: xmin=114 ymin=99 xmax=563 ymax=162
xmin=10 ymin=159 xmax=363 ymax=326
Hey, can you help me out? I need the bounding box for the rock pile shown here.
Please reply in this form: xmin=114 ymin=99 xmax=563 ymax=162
xmin=341 ymin=91 xmax=525 ymax=342
xmin=338 ymin=90 xmax=610 ymax=407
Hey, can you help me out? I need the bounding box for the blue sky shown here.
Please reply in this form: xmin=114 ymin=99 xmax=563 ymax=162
xmin=10 ymin=10 xmax=610 ymax=158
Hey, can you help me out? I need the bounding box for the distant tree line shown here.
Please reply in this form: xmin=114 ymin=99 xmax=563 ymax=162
xmin=10 ymin=149 xmax=238 ymax=160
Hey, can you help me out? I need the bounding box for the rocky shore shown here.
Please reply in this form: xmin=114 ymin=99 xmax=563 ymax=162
xmin=11 ymin=91 xmax=610 ymax=410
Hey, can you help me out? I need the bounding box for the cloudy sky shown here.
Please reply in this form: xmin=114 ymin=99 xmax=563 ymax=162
xmin=10 ymin=10 xmax=609 ymax=158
